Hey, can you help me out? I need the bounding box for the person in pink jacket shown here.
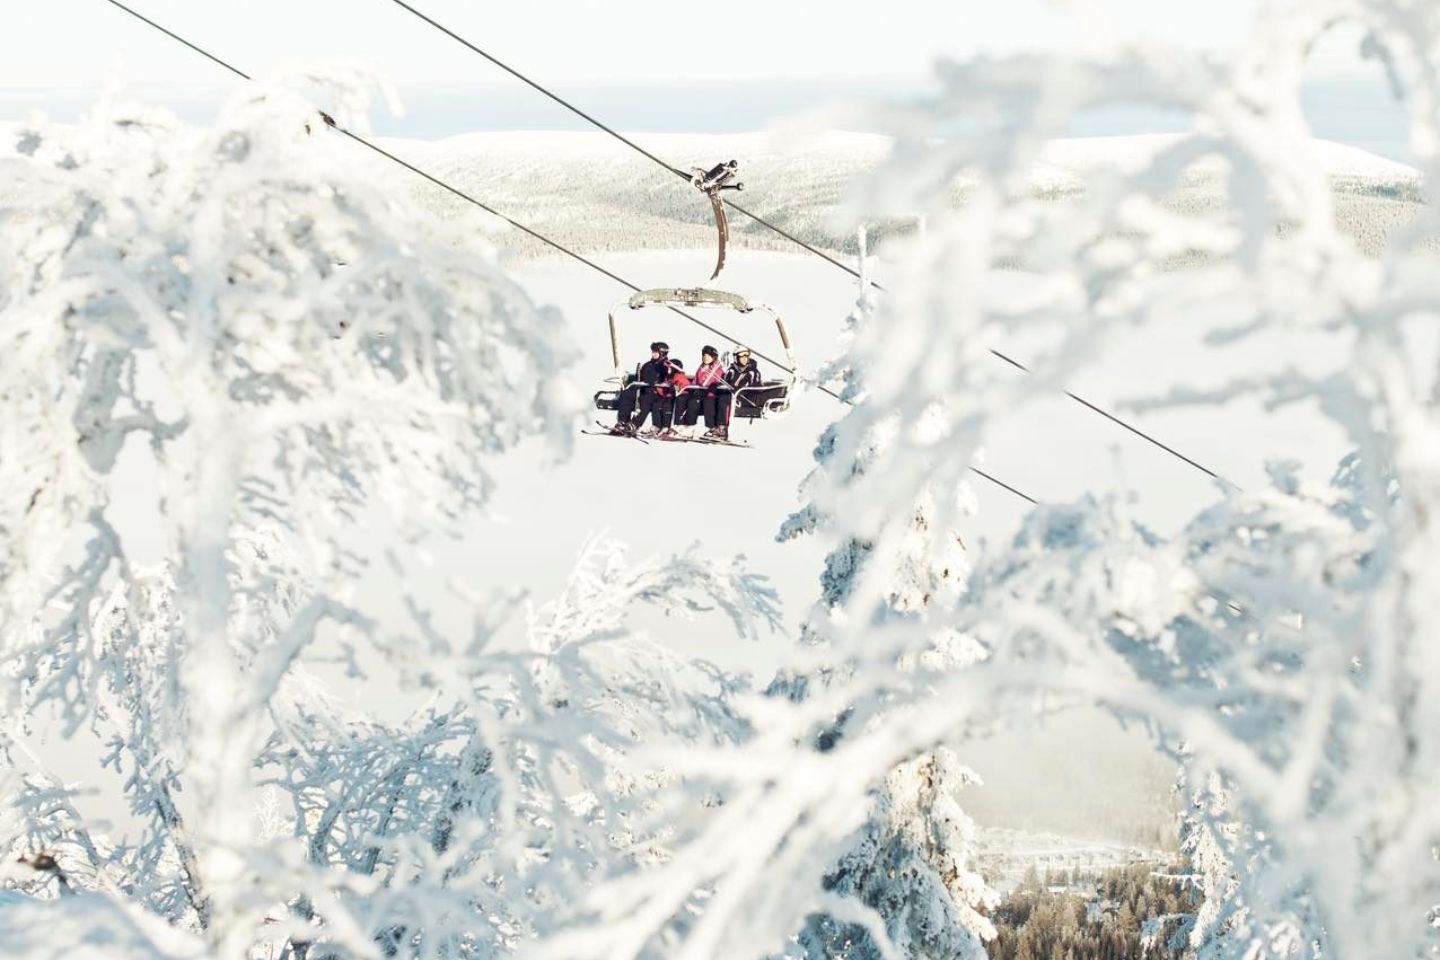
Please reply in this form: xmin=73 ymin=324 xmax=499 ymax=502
xmin=679 ymin=345 xmax=730 ymax=439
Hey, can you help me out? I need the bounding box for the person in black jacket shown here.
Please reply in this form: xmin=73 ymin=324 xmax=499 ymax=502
xmin=710 ymin=348 xmax=762 ymax=439
xmin=612 ymin=342 xmax=684 ymax=434
xmin=726 ymin=348 xmax=761 ymax=390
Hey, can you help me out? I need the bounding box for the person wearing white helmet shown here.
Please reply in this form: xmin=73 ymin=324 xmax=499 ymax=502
xmin=713 ymin=346 xmax=761 ymax=440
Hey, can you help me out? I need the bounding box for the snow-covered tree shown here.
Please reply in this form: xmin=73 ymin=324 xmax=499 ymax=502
xmin=0 ymin=78 xmax=568 ymax=956
xmin=0 ymin=83 xmax=780 ymax=960
xmin=793 ymin=749 xmax=995 ymax=960
xmin=9 ymin=0 xmax=1440 ymax=956
xmin=249 ymin=535 xmax=776 ymax=960
xmin=549 ymin=2 xmax=1440 ymax=959
xmin=770 ymin=271 xmax=994 ymax=960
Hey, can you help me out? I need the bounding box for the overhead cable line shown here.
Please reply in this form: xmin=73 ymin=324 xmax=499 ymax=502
xmin=381 ymin=0 xmax=1236 ymax=492
xmin=97 ymin=0 xmax=1039 ymax=507
xmin=381 ymin=0 xmax=866 ymax=282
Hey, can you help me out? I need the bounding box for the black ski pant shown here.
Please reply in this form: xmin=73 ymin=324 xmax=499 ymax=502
xmin=637 ymin=389 xmax=672 ymax=430
xmin=615 ymin=383 xmax=643 ymax=425
xmin=616 ymin=384 xmax=671 ymax=429
xmin=682 ymin=389 xmax=731 ymax=428
xmin=714 ymin=389 xmax=733 ymax=426
xmin=680 ymin=390 xmax=704 ymax=427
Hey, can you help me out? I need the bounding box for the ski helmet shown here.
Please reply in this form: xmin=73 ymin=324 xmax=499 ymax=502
xmin=736 ymin=346 xmax=752 ymax=360
xmin=650 ymin=341 xmax=669 ymax=353
xmin=701 ymin=345 xmax=718 ymax=360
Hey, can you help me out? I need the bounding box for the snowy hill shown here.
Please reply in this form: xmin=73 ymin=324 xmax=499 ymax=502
xmin=366 ymin=129 xmax=1426 ymax=259
xmin=977 ymin=828 xmax=1173 ymax=894
xmin=5 ymin=122 xmax=1421 ymax=260
xmin=1029 ymin=132 xmax=1418 ymax=184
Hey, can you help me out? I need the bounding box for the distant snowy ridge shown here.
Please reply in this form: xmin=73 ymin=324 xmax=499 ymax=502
xmin=1027 ymin=132 xmax=1419 ymax=188
xmin=396 ymin=129 xmax=1417 ymax=180
xmin=3 ymin=123 xmax=1422 ymax=261
xmin=363 ymin=129 xmax=1426 ymax=260
xmin=977 ymin=827 xmax=1173 ymax=894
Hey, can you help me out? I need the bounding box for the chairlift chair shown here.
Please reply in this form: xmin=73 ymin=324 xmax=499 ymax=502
xmin=593 ymin=287 xmax=796 ymax=426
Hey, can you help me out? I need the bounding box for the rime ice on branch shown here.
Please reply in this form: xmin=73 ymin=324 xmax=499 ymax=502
xmin=0 ymin=75 xmax=585 ymax=959
xmin=560 ymin=3 xmax=1440 ymax=960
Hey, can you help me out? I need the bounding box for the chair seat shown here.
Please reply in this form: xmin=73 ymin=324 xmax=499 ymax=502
xmin=733 ymin=381 xmax=788 ymax=419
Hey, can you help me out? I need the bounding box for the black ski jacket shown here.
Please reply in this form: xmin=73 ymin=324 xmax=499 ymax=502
xmin=634 ymin=356 xmax=685 ymax=388
xmin=725 ymin=358 xmax=762 ymax=390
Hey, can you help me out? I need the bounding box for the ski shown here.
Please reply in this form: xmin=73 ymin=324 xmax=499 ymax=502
xmin=585 ymin=422 xmax=748 ymax=448
xmin=694 ymin=435 xmax=750 ymax=449
xmin=583 ymin=421 xmax=649 ymax=443
xmin=581 ymin=430 xmax=648 ymax=444
xmin=652 ymin=431 xmax=750 ymax=449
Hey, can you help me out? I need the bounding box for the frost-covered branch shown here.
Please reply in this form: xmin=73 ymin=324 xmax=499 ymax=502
xmin=555 ymin=3 xmax=1440 ymax=959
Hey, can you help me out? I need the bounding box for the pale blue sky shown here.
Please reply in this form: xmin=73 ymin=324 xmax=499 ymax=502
xmin=3 ymin=0 xmax=1375 ymax=90
xmin=1 ymin=0 xmax=1407 ymax=156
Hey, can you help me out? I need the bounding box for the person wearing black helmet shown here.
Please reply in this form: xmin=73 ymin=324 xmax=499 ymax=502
xmin=611 ymin=341 xmax=684 ymax=435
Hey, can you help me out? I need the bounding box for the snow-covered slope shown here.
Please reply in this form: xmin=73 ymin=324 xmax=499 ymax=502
xmin=977 ymin=828 xmax=1173 ymax=894
xmin=361 ymin=129 xmax=1425 ymax=259
xmin=6 ymin=122 xmax=1421 ymax=260
xmin=1029 ymin=132 xmax=1418 ymax=185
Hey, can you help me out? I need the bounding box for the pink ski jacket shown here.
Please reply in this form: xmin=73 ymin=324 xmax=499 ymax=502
xmin=693 ymin=361 xmax=726 ymax=388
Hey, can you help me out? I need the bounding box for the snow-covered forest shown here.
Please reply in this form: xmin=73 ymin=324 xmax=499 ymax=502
xmin=3 ymin=1 xmax=1440 ymax=959
xmin=390 ymin=130 xmax=1426 ymax=261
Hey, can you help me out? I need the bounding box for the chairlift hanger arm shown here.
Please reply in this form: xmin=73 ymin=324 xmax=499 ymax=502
xmin=607 ymin=292 xmax=796 ymax=385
